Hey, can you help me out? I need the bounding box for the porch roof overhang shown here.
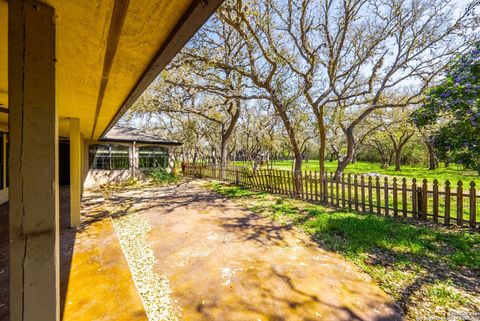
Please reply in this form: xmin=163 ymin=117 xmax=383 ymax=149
xmin=101 ymin=125 xmax=183 ymax=146
xmin=0 ymin=0 xmax=222 ymax=140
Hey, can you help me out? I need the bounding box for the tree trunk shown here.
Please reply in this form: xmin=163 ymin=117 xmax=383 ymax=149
xmin=426 ymin=140 xmax=437 ymax=170
xmin=334 ymin=128 xmax=355 ymax=179
xmin=444 ymin=158 xmax=450 ymax=168
xmin=351 ymin=145 xmax=357 ymax=164
xmin=219 ymin=100 xmax=241 ymax=179
xmin=293 ymin=153 xmax=303 ymax=196
xmin=220 ymin=137 xmax=227 ymax=179
xmin=388 ymin=150 xmax=394 ymax=166
xmin=192 ymin=148 xmax=198 ymax=165
xmin=394 ymin=150 xmax=401 ymax=171
xmin=331 ymin=145 xmax=340 ymax=162
xmin=317 ymin=111 xmax=327 ymax=173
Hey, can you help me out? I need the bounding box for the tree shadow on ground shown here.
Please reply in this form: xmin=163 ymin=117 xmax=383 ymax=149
xmin=206 ymin=181 xmax=479 ymax=317
xmin=307 ymin=214 xmax=480 ymax=316
xmin=192 ymin=263 xmax=401 ymax=321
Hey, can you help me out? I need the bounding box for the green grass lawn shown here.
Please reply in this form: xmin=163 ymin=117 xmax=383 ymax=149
xmin=207 ymin=181 xmax=480 ymax=319
xmin=236 ymin=160 xmax=479 ymax=185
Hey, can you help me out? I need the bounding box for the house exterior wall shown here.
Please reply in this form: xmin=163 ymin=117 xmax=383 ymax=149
xmin=82 ymin=141 xmax=174 ymax=188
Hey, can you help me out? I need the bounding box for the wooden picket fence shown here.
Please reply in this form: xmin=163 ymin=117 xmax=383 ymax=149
xmin=185 ymin=164 xmax=480 ymax=229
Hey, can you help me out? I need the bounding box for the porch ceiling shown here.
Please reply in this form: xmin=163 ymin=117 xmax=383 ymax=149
xmin=0 ymin=0 xmax=222 ymax=140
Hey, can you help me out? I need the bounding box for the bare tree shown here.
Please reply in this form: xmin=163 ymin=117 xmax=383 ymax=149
xmin=331 ymin=0 xmax=479 ymax=177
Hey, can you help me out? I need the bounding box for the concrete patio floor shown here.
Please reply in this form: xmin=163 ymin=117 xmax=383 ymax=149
xmin=105 ymin=180 xmax=403 ymax=321
xmin=1 ymin=181 xmax=403 ymax=320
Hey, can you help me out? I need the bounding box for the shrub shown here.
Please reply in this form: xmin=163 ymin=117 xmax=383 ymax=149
xmin=143 ymin=168 xmax=180 ymax=184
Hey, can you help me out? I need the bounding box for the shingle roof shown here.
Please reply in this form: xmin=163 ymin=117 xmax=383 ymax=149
xmin=101 ymin=125 xmax=182 ymax=145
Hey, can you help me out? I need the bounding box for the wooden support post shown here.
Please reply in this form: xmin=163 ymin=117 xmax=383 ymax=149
xmin=9 ymin=1 xmax=59 ymax=320
xmin=69 ymin=118 xmax=81 ymax=228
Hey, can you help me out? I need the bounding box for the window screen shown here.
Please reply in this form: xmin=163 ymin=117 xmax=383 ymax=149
xmin=138 ymin=146 xmax=168 ymax=169
xmin=89 ymin=144 xmax=130 ymax=170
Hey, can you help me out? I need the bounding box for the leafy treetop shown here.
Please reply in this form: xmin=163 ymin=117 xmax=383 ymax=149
xmin=413 ymin=44 xmax=480 ymax=173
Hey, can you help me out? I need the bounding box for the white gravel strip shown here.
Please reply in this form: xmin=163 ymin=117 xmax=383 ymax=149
xmin=105 ymin=197 xmax=178 ymax=321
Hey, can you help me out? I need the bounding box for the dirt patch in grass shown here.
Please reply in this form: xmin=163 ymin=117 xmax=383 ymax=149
xmin=206 ymin=181 xmax=480 ymax=320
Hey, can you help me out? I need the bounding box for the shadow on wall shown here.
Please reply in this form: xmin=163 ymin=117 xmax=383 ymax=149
xmin=0 ymin=187 xmax=78 ymax=321
xmin=84 ymin=170 xmax=146 ymax=188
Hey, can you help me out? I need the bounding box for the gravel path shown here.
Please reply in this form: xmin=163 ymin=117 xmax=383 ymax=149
xmin=105 ymin=188 xmax=178 ymax=321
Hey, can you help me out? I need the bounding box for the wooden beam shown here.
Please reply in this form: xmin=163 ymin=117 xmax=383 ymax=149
xmin=100 ymin=0 xmax=224 ymax=139
xmin=90 ymin=0 xmax=130 ymax=140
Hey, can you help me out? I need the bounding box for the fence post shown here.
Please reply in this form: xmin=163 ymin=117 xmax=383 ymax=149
xmin=368 ymin=176 xmax=373 ymax=213
xmin=303 ymin=170 xmax=308 ymax=200
xmin=402 ymin=178 xmax=407 ymax=217
xmin=392 ymin=177 xmax=398 ymax=218
xmin=375 ymin=176 xmax=381 ymax=215
xmin=416 ymin=186 xmax=423 ymax=219
xmin=335 ymin=175 xmax=340 ymax=206
xmin=469 ymin=181 xmax=476 ymax=228
xmin=329 ymin=172 xmax=334 ymax=204
xmin=309 ymin=171 xmax=313 ymax=201
xmin=445 ymin=180 xmax=451 ymax=226
xmin=457 ymin=181 xmax=463 ymax=226
xmin=323 ymin=172 xmax=328 ymax=202
xmin=421 ymin=179 xmax=428 ymax=220
xmin=384 ymin=177 xmax=389 ymax=217
xmin=432 ymin=179 xmax=439 ymax=223
xmin=412 ymin=178 xmax=418 ymax=219
xmin=323 ymin=172 xmax=328 ymax=203
xmin=348 ymin=173 xmax=352 ymax=209
xmin=354 ymin=175 xmax=359 ymax=211
xmin=360 ymin=176 xmax=366 ymax=212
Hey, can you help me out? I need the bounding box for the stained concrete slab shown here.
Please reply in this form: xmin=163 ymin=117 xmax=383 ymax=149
xmin=107 ymin=181 xmax=403 ymax=321
xmin=0 ymin=187 xmax=148 ymax=321
xmin=60 ymin=190 xmax=147 ymax=321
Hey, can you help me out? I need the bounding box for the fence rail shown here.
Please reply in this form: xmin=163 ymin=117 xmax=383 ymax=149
xmin=185 ymin=164 xmax=479 ymax=229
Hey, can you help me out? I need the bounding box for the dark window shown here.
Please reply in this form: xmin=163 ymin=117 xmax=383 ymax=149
xmin=139 ymin=146 xmax=168 ymax=169
xmin=89 ymin=144 xmax=130 ymax=170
